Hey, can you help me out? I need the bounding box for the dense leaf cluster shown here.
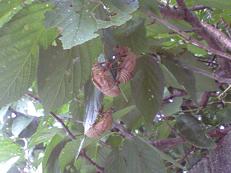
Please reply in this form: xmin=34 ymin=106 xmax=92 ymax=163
xmin=0 ymin=0 xmax=231 ymax=173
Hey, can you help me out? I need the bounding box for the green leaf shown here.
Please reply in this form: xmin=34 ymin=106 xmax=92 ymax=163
xmin=160 ymin=64 xmax=183 ymax=89
xmin=162 ymin=97 xmax=183 ymax=115
xmin=0 ymin=136 xmax=23 ymax=162
xmin=113 ymin=105 xmax=136 ymax=120
xmin=0 ymin=0 xmax=34 ymax=28
xmin=42 ymin=134 xmax=66 ymax=173
xmin=154 ymin=121 xmax=172 ymax=139
xmin=105 ymin=150 xmax=127 ymax=173
xmin=46 ymin=0 xmax=138 ymax=49
xmin=186 ymin=44 xmax=207 ymax=56
xmin=45 ymin=0 xmax=99 ymax=49
xmin=114 ymin=18 xmax=148 ymax=54
xmin=96 ymin=0 xmax=139 ymax=28
xmin=140 ymin=0 xmax=160 ymax=16
xmin=176 ymin=53 xmax=217 ymax=92
xmin=59 ymin=139 xmax=82 ymax=173
xmin=176 ymin=114 xmax=215 ymax=149
xmin=0 ymin=3 xmax=57 ymax=107
xmin=131 ymin=56 xmax=164 ymax=122
xmin=113 ymin=82 xmax=132 ymax=109
xmin=38 ymin=38 xmax=102 ymax=112
xmin=122 ymin=136 xmax=166 ymax=173
xmin=161 ymin=56 xmax=196 ymax=101
xmin=70 ymin=96 xmax=85 ymax=122
xmin=138 ymin=136 xmax=184 ymax=170
xmin=74 ymin=157 xmax=95 ymax=173
xmin=106 ymin=135 xmax=123 ymax=148
xmin=160 ymin=152 xmax=185 ymax=170
xmin=216 ymin=106 xmax=231 ymax=124
xmin=194 ymin=74 xmax=216 ymax=93
xmin=29 ymin=127 xmax=63 ymax=148
xmin=11 ymin=116 xmax=33 ymax=137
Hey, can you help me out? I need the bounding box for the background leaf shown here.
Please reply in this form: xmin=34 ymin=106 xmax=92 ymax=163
xmin=38 ymin=38 xmax=102 ymax=112
xmin=176 ymin=114 xmax=215 ymax=149
xmin=122 ymin=136 xmax=166 ymax=173
xmin=42 ymin=134 xmax=67 ymax=173
xmin=46 ymin=0 xmax=138 ymax=49
xmin=113 ymin=105 xmax=136 ymax=120
xmin=114 ymin=18 xmax=148 ymax=54
xmin=104 ymin=149 xmax=126 ymax=173
xmin=161 ymin=55 xmax=196 ymax=101
xmin=0 ymin=3 xmax=56 ymax=108
xmin=59 ymin=139 xmax=82 ymax=173
xmin=131 ymin=56 xmax=164 ymax=122
xmin=0 ymin=0 xmax=34 ymax=28
xmin=0 ymin=137 xmax=23 ymax=162
xmin=29 ymin=127 xmax=63 ymax=148
xmin=176 ymin=52 xmax=217 ymax=92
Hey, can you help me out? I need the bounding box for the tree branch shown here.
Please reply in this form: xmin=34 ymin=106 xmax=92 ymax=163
xmin=174 ymin=0 xmax=231 ymax=78
xmin=147 ymin=11 xmax=231 ymax=61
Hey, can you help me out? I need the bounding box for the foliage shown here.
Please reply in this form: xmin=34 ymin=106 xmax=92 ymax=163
xmin=0 ymin=0 xmax=231 ymax=173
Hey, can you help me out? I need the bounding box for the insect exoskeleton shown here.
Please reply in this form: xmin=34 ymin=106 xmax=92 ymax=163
xmin=114 ymin=46 xmax=137 ymax=83
xmin=91 ymin=63 xmax=120 ymax=97
xmin=85 ymin=108 xmax=113 ymax=138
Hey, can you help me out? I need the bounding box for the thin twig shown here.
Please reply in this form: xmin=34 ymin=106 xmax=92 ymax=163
xmin=50 ymin=112 xmax=76 ymax=140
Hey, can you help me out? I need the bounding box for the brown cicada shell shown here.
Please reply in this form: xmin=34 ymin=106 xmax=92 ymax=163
xmin=114 ymin=46 xmax=137 ymax=83
xmin=92 ymin=63 xmax=120 ymax=97
xmin=85 ymin=108 xmax=113 ymax=138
